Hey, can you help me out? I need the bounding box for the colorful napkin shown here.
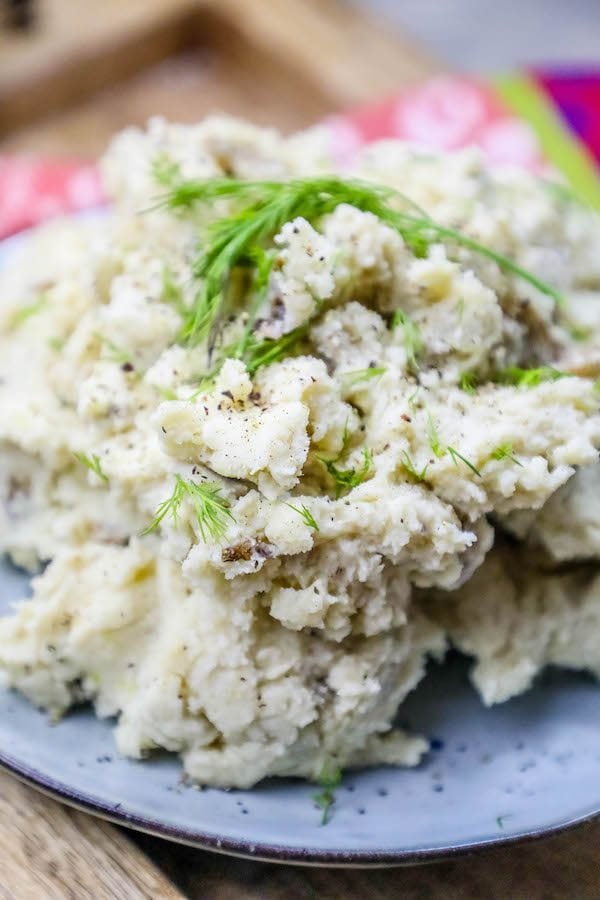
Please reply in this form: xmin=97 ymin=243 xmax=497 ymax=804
xmin=1 ymin=71 xmax=599 ymax=239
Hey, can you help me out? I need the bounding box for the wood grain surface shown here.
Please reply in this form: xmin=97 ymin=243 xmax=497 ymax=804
xmin=0 ymin=1 xmax=598 ymax=897
xmin=132 ymin=820 xmax=600 ymax=899
xmin=0 ymin=771 xmax=182 ymax=899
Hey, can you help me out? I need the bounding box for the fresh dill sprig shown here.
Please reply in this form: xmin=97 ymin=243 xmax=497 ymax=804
xmin=158 ymin=174 xmax=565 ymax=354
xmin=567 ymin=324 xmax=592 ymax=342
xmin=490 ymin=443 xmax=523 ymax=466
xmin=400 ymin=450 xmax=429 ymax=483
xmin=9 ymin=294 xmax=47 ymax=330
xmin=94 ymin=332 xmax=134 ymax=366
xmin=73 ymin=452 xmax=108 ymax=482
xmin=408 ymin=389 xmax=421 ymax=414
xmin=238 ymin=323 xmax=308 ymax=377
xmin=459 ymin=371 xmax=478 ymax=394
xmin=47 ymin=336 xmax=64 ymax=352
xmin=286 ymin=503 xmax=320 ymax=531
xmin=320 ymin=448 xmax=374 ymax=499
xmin=426 ymin=413 xmax=481 ymax=476
xmin=161 ymin=265 xmax=187 ymax=316
xmin=392 ymin=310 xmax=423 ymax=371
xmin=447 ymin=445 xmax=481 ymax=477
xmin=143 ymin=475 xmax=234 ymax=541
xmin=313 ymin=761 xmax=342 ymax=826
xmin=426 ymin=413 xmax=445 ymax=459
xmin=158 ymin=386 xmax=178 ymax=401
xmin=342 ymin=366 xmax=386 ymax=388
xmin=152 ymin=154 xmax=182 ymax=189
xmin=230 ymin=247 xmax=276 ymax=362
xmin=494 ymin=366 xmax=567 ymax=388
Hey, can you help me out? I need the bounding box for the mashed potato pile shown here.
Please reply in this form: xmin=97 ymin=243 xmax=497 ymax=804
xmin=1 ymin=117 xmax=599 ymax=788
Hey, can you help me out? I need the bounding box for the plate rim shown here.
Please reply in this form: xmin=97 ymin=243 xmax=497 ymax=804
xmin=0 ymin=748 xmax=598 ymax=866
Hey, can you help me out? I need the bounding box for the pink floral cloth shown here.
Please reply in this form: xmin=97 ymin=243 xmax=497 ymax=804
xmin=324 ymin=76 xmax=544 ymax=169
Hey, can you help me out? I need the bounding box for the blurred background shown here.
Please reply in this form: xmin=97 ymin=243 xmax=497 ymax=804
xmin=0 ymin=0 xmax=598 ymax=156
xmin=368 ymin=0 xmax=600 ymax=70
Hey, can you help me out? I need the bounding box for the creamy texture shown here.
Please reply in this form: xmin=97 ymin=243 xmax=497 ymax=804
xmin=0 ymin=116 xmax=599 ymax=787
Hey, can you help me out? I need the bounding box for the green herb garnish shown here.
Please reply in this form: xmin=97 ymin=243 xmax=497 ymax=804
xmin=490 ymin=443 xmax=523 ymax=466
xmin=237 ymin=323 xmax=308 ymax=378
xmin=94 ymin=332 xmax=134 ymax=366
xmin=73 ymin=452 xmax=108 ymax=482
xmin=152 ymin=154 xmax=182 ymax=189
xmin=10 ymin=294 xmax=47 ymax=329
xmin=47 ymin=336 xmax=64 ymax=352
xmin=567 ymin=324 xmax=592 ymax=342
xmin=392 ymin=310 xmax=423 ymax=371
xmin=447 ymin=445 xmax=481 ymax=477
xmin=161 ymin=265 xmax=187 ymax=316
xmin=426 ymin=413 xmax=445 ymax=459
xmin=321 ymin=448 xmax=374 ymax=499
xmin=494 ymin=366 xmax=567 ymax=388
xmin=313 ymin=762 xmax=342 ymax=826
xmin=157 ymin=174 xmax=565 ymax=358
xmin=158 ymin=386 xmax=178 ymax=401
xmin=400 ymin=450 xmax=429 ymax=483
xmin=342 ymin=366 xmax=386 ymax=387
xmin=143 ymin=475 xmax=234 ymax=541
xmin=286 ymin=503 xmax=319 ymax=531
xmin=459 ymin=371 xmax=478 ymax=394
xmin=426 ymin=413 xmax=481 ymax=476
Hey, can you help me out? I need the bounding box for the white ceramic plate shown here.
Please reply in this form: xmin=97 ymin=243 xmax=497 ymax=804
xmin=0 ymin=231 xmax=599 ymax=865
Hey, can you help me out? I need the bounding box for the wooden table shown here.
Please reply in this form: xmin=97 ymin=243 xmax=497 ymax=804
xmin=0 ymin=1 xmax=598 ymax=896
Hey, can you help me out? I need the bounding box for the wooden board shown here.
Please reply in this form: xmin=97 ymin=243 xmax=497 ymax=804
xmin=0 ymin=1 xmax=598 ymax=897
xmin=0 ymin=0 xmax=439 ymax=156
xmin=0 ymin=770 xmax=182 ymax=899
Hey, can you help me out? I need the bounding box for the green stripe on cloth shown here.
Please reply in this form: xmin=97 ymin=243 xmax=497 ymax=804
xmin=494 ymin=73 xmax=600 ymax=211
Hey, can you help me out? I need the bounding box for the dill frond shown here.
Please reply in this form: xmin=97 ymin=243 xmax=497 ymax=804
xmin=73 ymin=452 xmax=108 ymax=482
xmin=47 ymin=336 xmax=64 ymax=352
xmin=231 ymin=247 xmax=276 ymax=362
xmin=161 ymin=265 xmax=187 ymax=316
xmin=10 ymin=294 xmax=47 ymax=329
xmin=494 ymin=366 xmax=567 ymax=388
xmin=426 ymin=412 xmax=445 ymax=459
xmin=459 ymin=371 xmax=478 ymax=394
xmin=286 ymin=503 xmax=320 ymax=531
xmin=567 ymin=324 xmax=592 ymax=342
xmin=151 ymin=154 xmax=182 ymax=189
xmin=490 ymin=443 xmax=523 ymax=466
xmin=238 ymin=325 xmax=309 ymax=377
xmin=320 ymin=448 xmax=374 ymax=499
xmin=157 ymin=174 xmax=565 ymax=355
xmin=447 ymin=445 xmax=481 ymax=477
xmin=426 ymin=412 xmax=481 ymax=476
xmin=158 ymin=386 xmax=178 ymax=401
xmin=143 ymin=475 xmax=234 ymax=541
xmin=400 ymin=450 xmax=429 ymax=483
xmin=342 ymin=366 xmax=386 ymax=388
xmin=392 ymin=310 xmax=423 ymax=371
xmin=313 ymin=761 xmax=342 ymax=826
xmin=94 ymin=332 xmax=134 ymax=366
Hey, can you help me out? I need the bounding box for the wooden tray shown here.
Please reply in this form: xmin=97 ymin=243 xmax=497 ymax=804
xmin=0 ymin=0 xmax=438 ymax=156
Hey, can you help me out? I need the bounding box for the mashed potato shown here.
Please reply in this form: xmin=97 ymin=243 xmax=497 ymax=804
xmin=0 ymin=116 xmax=599 ymax=787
